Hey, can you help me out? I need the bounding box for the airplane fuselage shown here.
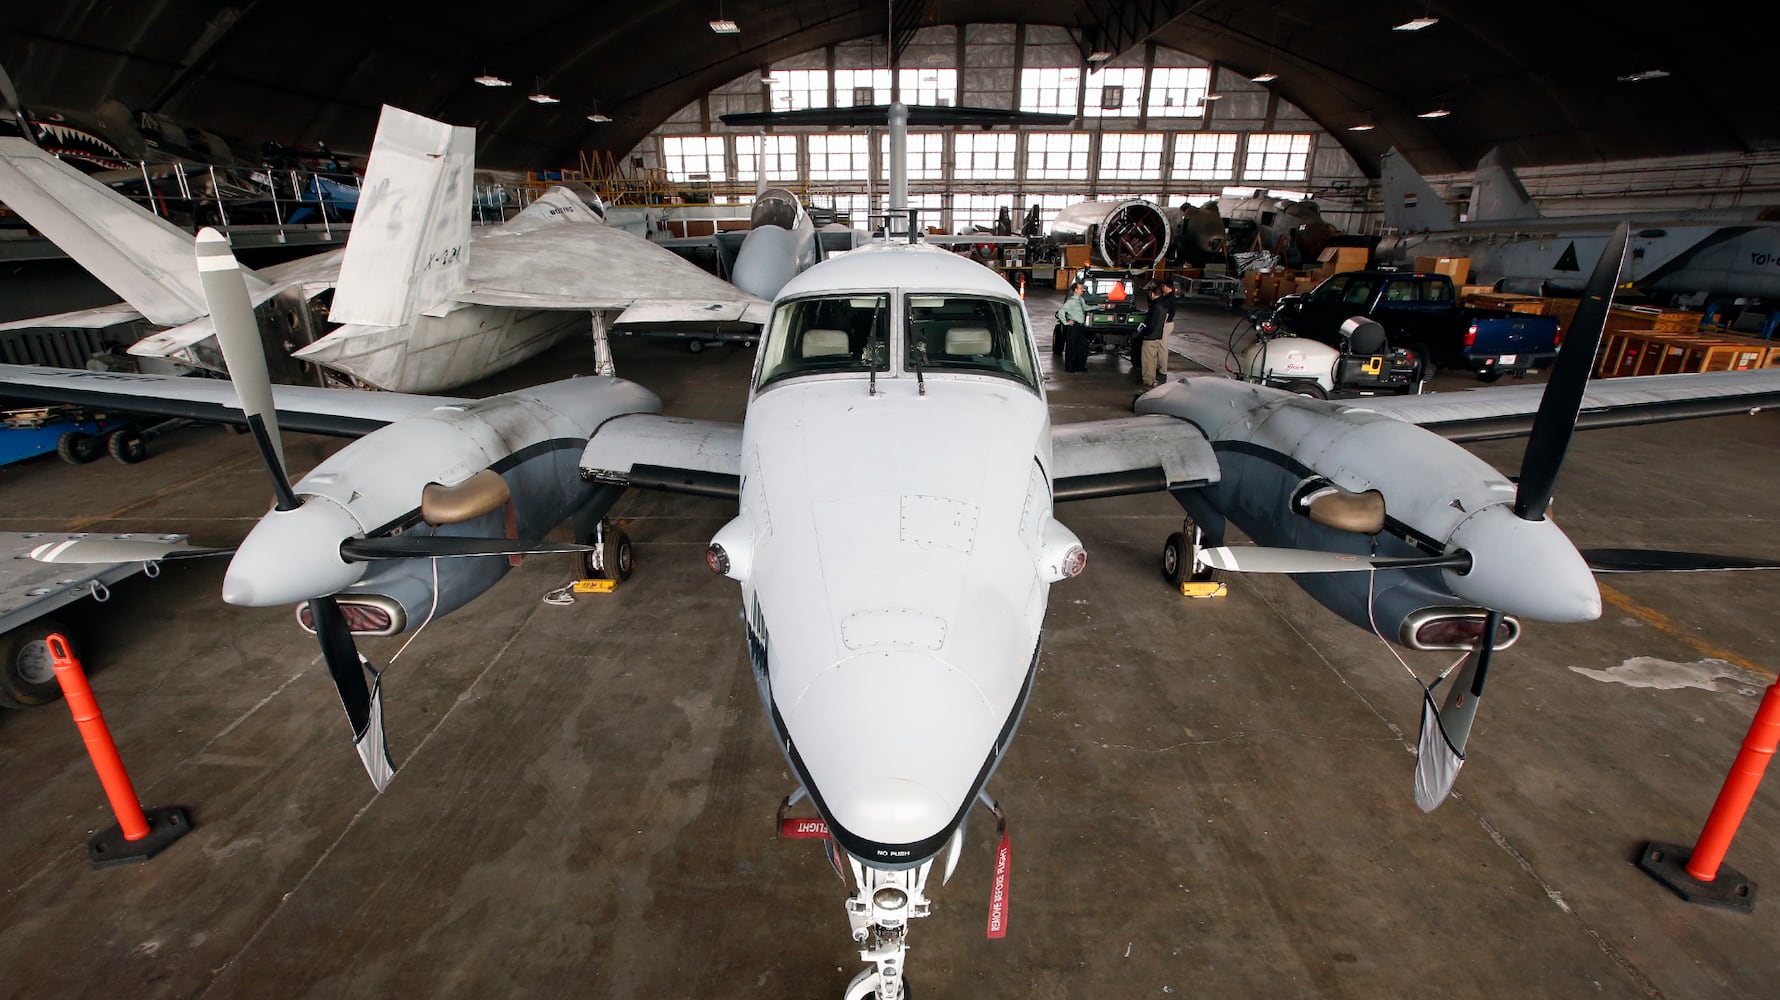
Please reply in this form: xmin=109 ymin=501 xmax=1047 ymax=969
xmin=723 ymin=242 xmax=1067 ymax=868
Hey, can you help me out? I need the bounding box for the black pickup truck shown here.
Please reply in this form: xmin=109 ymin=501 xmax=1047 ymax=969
xmin=1274 ymin=270 xmax=1561 ymax=381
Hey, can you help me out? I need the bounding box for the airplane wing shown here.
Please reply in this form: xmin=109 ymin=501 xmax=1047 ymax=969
xmin=130 ymin=251 xmax=346 ymax=362
xmin=0 ymin=364 xmax=462 ymax=437
xmin=0 ymin=303 xmax=146 ymax=331
xmin=579 ymin=413 xmax=743 ymax=497
xmin=1354 ymin=370 xmax=1780 ymax=442
xmin=1049 ymin=414 xmax=1221 ymax=500
xmin=454 ymin=223 xmax=771 ymax=327
xmin=0 ymin=137 xmax=268 ymax=326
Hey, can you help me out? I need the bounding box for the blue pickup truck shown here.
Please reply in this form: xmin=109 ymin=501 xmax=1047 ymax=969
xmin=1274 ymin=270 xmax=1561 ymax=381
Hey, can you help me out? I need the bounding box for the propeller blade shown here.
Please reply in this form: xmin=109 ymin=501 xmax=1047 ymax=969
xmin=338 ymin=535 xmax=593 ymax=561
xmin=0 ymin=64 xmax=19 ymax=112
xmin=1197 ymin=545 xmax=1471 ymax=574
xmin=29 ymin=537 xmax=233 ymax=564
xmin=1582 ymin=548 xmax=1780 ymax=574
xmin=1414 ymin=609 xmax=1501 ymax=812
xmin=194 ymin=227 xmax=298 ymax=510
xmin=307 ymin=596 xmax=396 ymax=791
xmin=1512 ymin=222 xmax=1632 ymax=521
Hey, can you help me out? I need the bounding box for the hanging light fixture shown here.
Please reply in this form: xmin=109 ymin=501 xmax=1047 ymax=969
xmin=473 ymin=69 xmax=511 ymax=87
xmin=710 ymin=0 xmax=739 ymax=33
xmin=586 ymin=100 xmax=611 ymax=123
xmin=528 ymin=78 xmax=559 ymax=104
xmin=1252 ymin=5 xmax=1282 ymax=83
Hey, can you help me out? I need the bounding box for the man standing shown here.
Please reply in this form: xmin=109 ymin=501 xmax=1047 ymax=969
xmin=1138 ymin=281 xmax=1172 ymax=388
xmin=1056 ymin=281 xmax=1090 ymax=373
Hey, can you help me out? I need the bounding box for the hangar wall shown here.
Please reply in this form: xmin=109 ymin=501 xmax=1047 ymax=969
xmin=616 ymin=24 xmax=1373 ymax=235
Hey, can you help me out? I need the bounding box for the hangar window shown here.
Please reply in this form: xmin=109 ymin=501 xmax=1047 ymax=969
xmin=1099 ymin=132 xmax=1165 ymax=180
xmin=954 ymin=193 xmax=1015 ymax=232
xmin=882 ymin=132 xmax=946 ymax=180
xmin=809 ymin=134 xmax=870 ymax=181
xmin=954 ymin=132 xmax=1016 ymax=180
xmin=1245 ymin=133 xmax=1312 ymax=182
xmin=767 ymin=69 xmax=829 ymax=111
xmin=1173 ymin=133 xmax=1238 ymax=180
xmin=1148 ymin=67 xmax=1211 ymax=117
xmin=835 ymin=69 xmax=891 ymax=107
xmin=1019 ymin=67 xmax=1081 ymax=114
xmin=661 ymin=136 xmax=727 ymax=182
xmin=736 ymin=135 xmax=799 ymax=182
xmin=756 ymin=294 xmax=889 ymax=388
xmin=1027 ymin=133 xmax=1091 ymax=180
xmin=899 ymin=68 xmax=958 ymax=106
xmin=1083 ymin=67 xmax=1145 ymax=118
xmin=905 ymin=295 xmax=1038 ymax=389
xmin=1029 ymin=194 xmax=1089 ymax=229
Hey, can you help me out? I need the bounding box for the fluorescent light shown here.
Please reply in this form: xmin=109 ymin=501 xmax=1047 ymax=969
xmin=1202 ymin=93 xmax=1225 ymax=101
xmin=473 ymin=74 xmax=511 ymax=87
xmin=709 ymin=18 xmax=739 ymax=33
xmin=1617 ymin=69 xmax=1671 ymax=82
xmin=1250 ymin=71 xmax=1278 ymax=83
xmin=1417 ymin=108 xmax=1451 ymax=119
xmin=1394 ymin=17 xmax=1438 ymax=30
xmin=528 ymin=92 xmax=559 ymax=104
xmin=1347 ymin=123 xmax=1376 ymax=132
xmin=586 ymin=114 xmax=612 ymax=123
xmin=1087 ymin=50 xmax=1114 ymax=62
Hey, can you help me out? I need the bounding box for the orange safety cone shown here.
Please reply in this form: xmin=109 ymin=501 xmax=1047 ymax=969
xmin=48 ymin=634 xmax=192 ymax=867
xmin=1638 ymin=677 xmax=1780 ymax=911
xmin=1018 ymin=272 xmax=1026 ymax=299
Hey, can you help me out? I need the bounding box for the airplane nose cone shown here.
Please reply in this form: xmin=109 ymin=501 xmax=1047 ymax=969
xmin=222 ymin=496 xmax=367 ymax=607
xmin=789 ymin=651 xmax=993 ymax=857
xmin=731 ymin=226 xmax=801 ymax=299
xmin=1443 ymin=503 xmax=1601 ymax=623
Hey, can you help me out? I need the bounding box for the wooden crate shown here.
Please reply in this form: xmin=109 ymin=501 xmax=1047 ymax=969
xmin=1652 ymin=309 xmax=1704 ymax=333
xmin=1414 ymin=255 xmax=1471 ymax=284
xmin=1468 ymin=292 xmax=1548 ymax=315
xmin=1062 ymin=244 xmax=1092 ymax=268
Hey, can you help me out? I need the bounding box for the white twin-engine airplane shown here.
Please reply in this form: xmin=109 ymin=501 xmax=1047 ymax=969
xmin=10 ymin=103 xmax=1780 ymax=998
xmin=0 ymin=105 xmax=812 ymax=393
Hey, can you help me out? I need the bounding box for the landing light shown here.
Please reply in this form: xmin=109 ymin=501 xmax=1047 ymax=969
xmin=705 ymin=544 xmax=730 ymax=575
xmin=1061 ymin=545 xmax=1087 ymax=579
xmin=873 ymin=887 xmax=909 ymax=911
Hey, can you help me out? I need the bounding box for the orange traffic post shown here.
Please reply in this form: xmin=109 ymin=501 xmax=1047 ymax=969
xmin=47 ymin=634 xmax=192 ymax=867
xmin=1637 ymin=678 xmax=1780 ymax=912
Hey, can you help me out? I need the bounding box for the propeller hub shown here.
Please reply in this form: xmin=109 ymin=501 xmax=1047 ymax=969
xmin=1442 ymin=503 xmax=1600 ymax=623
xmin=223 ymin=496 xmax=367 ymax=607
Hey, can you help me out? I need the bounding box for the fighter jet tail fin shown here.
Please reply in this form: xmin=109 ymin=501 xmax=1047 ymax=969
xmin=1380 ymin=147 xmax=1456 ymax=233
xmin=1468 ymin=147 xmax=1540 ymax=223
xmin=328 ymin=105 xmax=474 ymax=327
xmin=0 ymin=138 xmax=262 ymax=326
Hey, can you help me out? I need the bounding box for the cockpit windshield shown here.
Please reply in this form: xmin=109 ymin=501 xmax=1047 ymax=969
xmin=756 ymin=294 xmax=889 ymax=388
xmin=904 ymin=295 xmax=1038 ymax=389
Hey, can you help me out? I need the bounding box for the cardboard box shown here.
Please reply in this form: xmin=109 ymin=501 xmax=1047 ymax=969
xmin=1415 ymin=255 xmax=1472 ymax=285
xmin=1316 ymin=246 xmax=1370 ymax=276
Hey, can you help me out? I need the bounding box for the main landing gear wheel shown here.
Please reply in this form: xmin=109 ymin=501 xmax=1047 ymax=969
xmin=1162 ymin=531 xmax=1190 ymax=587
xmin=581 ymin=521 xmax=634 ymax=581
xmin=107 ymin=430 xmax=148 ymax=464
xmin=0 ymin=619 xmax=71 ymax=709
xmin=56 ymin=431 xmax=101 ymax=465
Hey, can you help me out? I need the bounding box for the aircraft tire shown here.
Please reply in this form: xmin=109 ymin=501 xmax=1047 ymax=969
xmin=0 ymin=620 xmax=71 ymax=709
xmin=584 ymin=528 xmax=635 ymax=581
xmin=1162 ymin=532 xmax=1188 ymax=587
xmin=687 ymin=339 xmax=705 ymax=354
xmin=57 ymin=431 xmax=101 ymax=465
xmin=107 ymin=430 xmax=148 ymax=464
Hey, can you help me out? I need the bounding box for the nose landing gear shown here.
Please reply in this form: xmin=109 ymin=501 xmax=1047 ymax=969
xmin=841 ymin=859 xmax=933 ymax=1000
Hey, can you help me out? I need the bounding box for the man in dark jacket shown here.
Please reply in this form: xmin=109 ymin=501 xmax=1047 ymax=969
xmin=1137 ymin=281 xmax=1172 ymax=388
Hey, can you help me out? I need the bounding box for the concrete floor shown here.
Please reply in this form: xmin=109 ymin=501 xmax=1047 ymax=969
xmin=2 ymin=292 xmax=1779 ymax=999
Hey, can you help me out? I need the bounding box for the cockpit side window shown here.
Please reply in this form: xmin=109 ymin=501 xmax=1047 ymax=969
xmin=904 ymin=295 xmax=1038 ymax=389
xmin=756 ymin=294 xmax=889 ymax=388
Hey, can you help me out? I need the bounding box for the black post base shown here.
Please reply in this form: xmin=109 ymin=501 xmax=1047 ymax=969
xmin=1638 ymin=841 xmax=1757 ymax=913
xmin=88 ymin=806 xmax=193 ymax=868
